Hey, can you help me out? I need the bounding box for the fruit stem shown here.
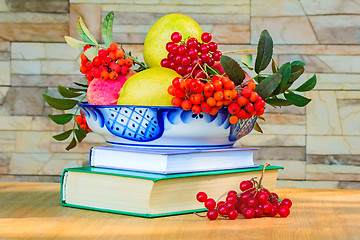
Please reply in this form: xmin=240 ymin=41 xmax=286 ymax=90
xmin=194 ymin=212 xmax=207 ymax=218
xmin=125 ymin=53 xmax=148 ymax=70
xmin=258 ymin=163 xmax=271 ymax=187
xmin=222 ymin=49 xmax=257 ymax=54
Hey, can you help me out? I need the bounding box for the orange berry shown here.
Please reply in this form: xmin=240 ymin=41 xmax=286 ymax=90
xmin=249 ymin=91 xmax=259 ymax=102
xmin=180 ymin=80 xmax=189 ymax=91
xmin=229 ymin=115 xmax=239 ymax=124
xmin=75 ymin=115 xmax=83 ymax=124
xmin=214 ymin=91 xmax=224 ymax=101
xmin=80 ymin=123 xmax=88 ymax=130
xmin=80 ymin=53 xmax=88 ymax=62
xmin=109 ymin=71 xmax=118 ymax=80
xmin=181 ymin=100 xmax=192 ymax=111
xmin=101 ymin=71 xmax=109 ymax=80
xmin=237 ymin=96 xmax=249 ymax=106
xmin=117 ymin=58 xmax=125 ymax=66
xmin=223 ymin=99 xmax=232 ymax=106
xmin=191 ymin=104 xmax=201 ymax=114
xmin=108 ymin=42 xmax=118 ymax=52
xmin=200 ymin=102 xmax=210 ymax=112
xmin=207 ymin=97 xmax=216 ymax=107
xmin=209 ymin=107 xmax=220 ymax=115
xmin=115 ymin=49 xmax=125 ymax=59
xmin=223 ymin=90 xmax=233 ymax=100
xmin=248 ymin=80 xmax=256 ymax=90
xmin=171 ymin=97 xmax=182 ymax=107
xmin=231 ymin=89 xmax=238 ymax=99
xmin=80 ymin=66 xmax=87 ymax=74
xmin=125 ymin=57 xmax=133 ymax=67
xmin=224 ymin=80 xmax=235 ymax=90
xmin=216 ymin=100 xmax=224 ymax=108
xmin=120 ymin=65 xmax=129 ymax=75
xmin=109 ymin=51 xmax=117 ymax=61
xmin=241 ymin=86 xmax=252 ymax=98
xmin=168 ymin=85 xmax=176 ymax=96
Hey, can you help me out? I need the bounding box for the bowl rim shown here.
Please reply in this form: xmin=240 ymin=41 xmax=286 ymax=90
xmin=78 ymin=102 xmax=179 ymax=110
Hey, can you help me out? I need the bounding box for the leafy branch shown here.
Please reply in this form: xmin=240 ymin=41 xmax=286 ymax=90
xmin=220 ymin=29 xmax=317 ymax=133
xmin=44 ymin=83 xmax=89 ymax=151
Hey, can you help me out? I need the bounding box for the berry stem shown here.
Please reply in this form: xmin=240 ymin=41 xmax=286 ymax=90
xmin=258 ymin=163 xmax=271 ymax=187
xmin=194 ymin=212 xmax=207 ymax=218
xmin=125 ymin=53 xmax=148 ymax=70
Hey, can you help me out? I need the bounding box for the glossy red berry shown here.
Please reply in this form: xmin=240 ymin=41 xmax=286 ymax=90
xmin=207 ymin=209 xmax=218 ymax=220
xmin=278 ymin=206 xmax=290 ymax=218
xmin=228 ymin=209 xmax=238 ymax=220
xmin=239 ymin=180 xmax=253 ymax=192
xmin=257 ymin=191 xmax=269 ymax=203
xmin=243 ymin=208 xmax=255 ymax=219
xmin=171 ymin=32 xmax=182 ymax=43
xmin=204 ymin=198 xmax=216 ymax=210
xmin=196 ymin=191 xmax=208 ymax=203
xmin=281 ymin=198 xmax=293 ymax=208
xmin=201 ymin=32 xmax=212 ymax=43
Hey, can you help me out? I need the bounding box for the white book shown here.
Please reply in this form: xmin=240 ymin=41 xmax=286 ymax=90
xmin=89 ymin=146 xmax=258 ymax=174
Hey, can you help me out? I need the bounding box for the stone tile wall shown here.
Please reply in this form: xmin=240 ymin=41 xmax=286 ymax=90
xmin=0 ymin=0 xmax=359 ymax=189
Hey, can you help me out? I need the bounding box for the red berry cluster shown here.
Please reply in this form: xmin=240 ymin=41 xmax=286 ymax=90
xmin=75 ymin=110 xmax=91 ymax=132
xmin=168 ymin=75 xmax=265 ymax=123
xmin=80 ymin=42 xmax=133 ymax=85
xmin=161 ymin=32 xmax=222 ymax=78
xmin=196 ymin=165 xmax=292 ymax=220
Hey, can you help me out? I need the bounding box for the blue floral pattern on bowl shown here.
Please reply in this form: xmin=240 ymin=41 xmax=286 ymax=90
xmin=79 ymin=103 xmax=257 ymax=149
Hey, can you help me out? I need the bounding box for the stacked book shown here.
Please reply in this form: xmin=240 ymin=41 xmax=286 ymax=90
xmin=61 ymin=146 xmax=282 ymax=217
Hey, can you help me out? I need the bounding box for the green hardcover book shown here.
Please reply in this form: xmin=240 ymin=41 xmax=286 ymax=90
xmin=61 ymin=166 xmax=283 ymax=218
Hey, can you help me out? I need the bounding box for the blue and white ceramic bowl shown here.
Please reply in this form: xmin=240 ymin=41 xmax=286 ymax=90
xmin=79 ymin=103 xmax=257 ymax=149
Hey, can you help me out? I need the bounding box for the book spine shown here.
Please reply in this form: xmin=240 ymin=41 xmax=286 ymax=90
xmin=89 ymin=147 xmax=95 ymax=167
xmin=60 ymin=170 xmax=68 ymax=202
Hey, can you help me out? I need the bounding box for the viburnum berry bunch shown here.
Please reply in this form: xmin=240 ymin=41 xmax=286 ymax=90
xmin=196 ymin=164 xmax=292 ymax=220
xmin=161 ymin=32 xmax=222 ymax=77
xmin=80 ymin=42 xmax=133 ymax=86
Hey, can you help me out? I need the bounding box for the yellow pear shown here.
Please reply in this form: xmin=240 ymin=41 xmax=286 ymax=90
xmin=143 ymin=14 xmax=203 ymax=68
xmin=117 ymin=67 xmax=181 ymax=106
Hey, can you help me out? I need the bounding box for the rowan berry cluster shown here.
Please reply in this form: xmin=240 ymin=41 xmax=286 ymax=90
xmin=80 ymin=42 xmax=133 ymax=85
xmin=196 ymin=173 xmax=292 ymax=220
xmin=75 ymin=110 xmax=91 ymax=132
xmin=161 ymin=32 xmax=222 ymax=78
xmin=168 ymin=75 xmax=266 ymax=124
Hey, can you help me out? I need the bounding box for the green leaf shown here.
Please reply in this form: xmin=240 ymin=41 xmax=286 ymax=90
xmin=255 ymin=30 xmax=273 ymax=74
xmin=68 ymin=87 xmax=88 ymax=92
xmin=74 ymin=82 xmax=88 ymax=88
xmin=275 ymin=62 xmax=292 ymax=94
xmin=271 ymin=59 xmax=278 ymax=73
xmin=289 ymin=63 xmax=305 ymax=83
xmin=74 ymin=129 xmax=87 ymax=143
xmin=58 ymin=86 xmax=84 ymax=98
xmin=241 ymin=54 xmax=252 ymax=67
xmin=76 ymin=16 xmax=98 ymax=45
xmin=66 ymin=137 xmax=77 ymax=151
xmin=53 ymin=130 xmax=72 ymax=141
xmin=284 ymin=92 xmax=311 ymax=107
xmin=64 ymin=36 xmax=87 ymax=49
xmin=48 ymin=114 xmax=73 ymax=125
xmin=254 ymin=72 xmax=282 ymax=99
xmin=205 ymin=64 xmax=220 ymax=76
xmin=220 ymin=55 xmax=245 ymax=85
xmin=101 ymin=11 xmax=114 ymax=47
xmin=43 ymin=94 xmax=78 ymax=110
xmin=265 ymin=98 xmax=292 ymax=107
xmin=291 ymin=60 xmax=305 ymax=67
xmin=84 ymin=46 xmax=99 ymax=61
xmin=294 ymin=74 xmax=317 ymax=92
xmin=253 ymin=122 xmax=263 ymax=133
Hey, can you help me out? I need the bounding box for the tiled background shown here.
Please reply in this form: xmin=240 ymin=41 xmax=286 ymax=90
xmin=0 ymin=0 xmax=359 ymax=189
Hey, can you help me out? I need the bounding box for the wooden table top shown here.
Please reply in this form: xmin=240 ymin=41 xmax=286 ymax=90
xmin=0 ymin=182 xmax=359 ymax=240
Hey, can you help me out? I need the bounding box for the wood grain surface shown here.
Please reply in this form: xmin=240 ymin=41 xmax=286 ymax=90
xmin=0 ymin=182 xmax=359 ymax=240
